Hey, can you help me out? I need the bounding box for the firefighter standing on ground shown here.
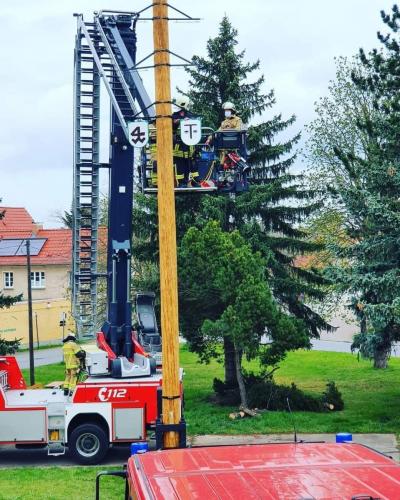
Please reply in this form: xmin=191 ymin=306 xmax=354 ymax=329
xmin=62 ymin=334 xmax=83 ymax=395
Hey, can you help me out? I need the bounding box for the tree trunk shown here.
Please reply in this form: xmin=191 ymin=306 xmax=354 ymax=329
xmin=234 ymin=345 xmax=248 ymax=409
xmin=224 ymin=337 xmax=236 ymax=386
xmin=373 ymin=347 xmax=390 ymax=369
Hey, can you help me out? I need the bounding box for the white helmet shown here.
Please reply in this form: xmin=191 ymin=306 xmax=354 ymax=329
xmin=173 ymin=95 xmax=192 ymax=111
xmin=222 ymin=101 xmax=236 ymax=112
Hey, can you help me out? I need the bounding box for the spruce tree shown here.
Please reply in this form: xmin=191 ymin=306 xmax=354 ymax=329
xmin=321 ymin=5 xmax=400 ymax=368
xmin=181 ymin=17 xmax=330 ymax=382
xmin=133 ymin=17 xmax=330 ymax=384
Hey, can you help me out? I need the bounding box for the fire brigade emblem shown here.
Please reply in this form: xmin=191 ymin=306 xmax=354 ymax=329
xmin=180 ymin=118 xmax=202 ymax=146
xmin=128 ymin=121 xmax=149 ymax=148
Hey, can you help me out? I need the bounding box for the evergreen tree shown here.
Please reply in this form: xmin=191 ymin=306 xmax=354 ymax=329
xmin=308 ymin=5 xmax=400 ymax=368
xmin=133 ymin=17 xmax=330 ymax=384
xmin=180 ymin=222 xmax=308 ymax=408
xmin=181 ymin=17 xmax=330 ymax=381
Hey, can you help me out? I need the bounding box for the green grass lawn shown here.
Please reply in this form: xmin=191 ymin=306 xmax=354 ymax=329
xmin=22 ymin=347 xmax=400 ymax=435
xmin=0 ymin=467 xmax=124 ymax=500
xmin=182 ymin=347 xmax=400 ymax=435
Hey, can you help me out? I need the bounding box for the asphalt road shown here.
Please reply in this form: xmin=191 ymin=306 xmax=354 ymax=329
xmin=0 ymin=443 xmax=133 ymax=468
xmin=311 ymin=339 xmax=400 ymax=357
xmin=15 ymin=347 xmax=63 ymax=369
xmin=0 ymin=434 xmax=398 ymax=468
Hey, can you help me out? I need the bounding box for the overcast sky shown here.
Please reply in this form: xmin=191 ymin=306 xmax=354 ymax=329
xmin=0 ymin=0 xmax=394 ymax=226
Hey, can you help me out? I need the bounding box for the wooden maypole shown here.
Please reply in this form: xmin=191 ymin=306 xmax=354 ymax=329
xmin=152 ymin=0 xmax=181 ymax=448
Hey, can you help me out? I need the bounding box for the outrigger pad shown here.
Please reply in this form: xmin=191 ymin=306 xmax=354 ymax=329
xmin=111 ymin=353 xmax=156 ymax=378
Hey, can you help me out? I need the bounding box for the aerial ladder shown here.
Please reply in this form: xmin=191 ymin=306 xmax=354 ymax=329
xmin=71 ymin=11 xmax=251 ymax=342
xmin=72 ymin=11 xmax=155 ymax=341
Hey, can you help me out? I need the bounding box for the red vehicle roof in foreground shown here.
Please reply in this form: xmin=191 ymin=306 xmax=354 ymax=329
xmin=127 ymin=442 xmax=400 ymax=499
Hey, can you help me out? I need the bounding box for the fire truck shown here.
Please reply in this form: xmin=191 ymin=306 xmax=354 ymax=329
xmin=0 ymin=10 xmax=167 ymax=465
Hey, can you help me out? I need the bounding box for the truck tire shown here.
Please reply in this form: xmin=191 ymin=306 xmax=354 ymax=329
xmin=69 ymin=423 xmax=109 ymax=465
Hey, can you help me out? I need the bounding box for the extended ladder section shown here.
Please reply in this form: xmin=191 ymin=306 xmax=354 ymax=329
xmin=72 ymin=12 xmax=155 ymax=337
xmin=72 ymin=21 xmax=101 ymax=338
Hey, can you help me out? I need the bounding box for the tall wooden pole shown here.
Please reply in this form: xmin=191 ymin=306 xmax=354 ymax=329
xmin=152 ymin=0 xmax=181 ymax=448
xmin=26 ymin=239 xmax=35 ymax=386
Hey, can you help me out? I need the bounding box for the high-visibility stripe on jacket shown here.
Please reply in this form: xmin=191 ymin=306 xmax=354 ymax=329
xmin=173 ymin=143 xmax=194 ymax=159
xmin=149 ymin=142 xmax=194 ymax=159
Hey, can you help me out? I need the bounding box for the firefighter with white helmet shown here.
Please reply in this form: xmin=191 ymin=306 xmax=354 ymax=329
xmin=172 ymin=95 xmax=192 ymax=112
xmin=219 ymin=101 xmax=243 ymax=130
xmin=172 ymin=95 xmax=199 ymax=187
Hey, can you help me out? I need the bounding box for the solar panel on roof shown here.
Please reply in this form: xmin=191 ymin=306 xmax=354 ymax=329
xmin=0 ymin=238 xmax=47 ymax=256
xmin=15 ymin=238 xmax=46 ymax=256
xmin=0 ymin=239 xmax=23 ymax=256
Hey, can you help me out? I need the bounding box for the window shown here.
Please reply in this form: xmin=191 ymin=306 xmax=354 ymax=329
xmin=3 ymin=272 xmax=13 ymax=289
xmin=31 ymin=271 xmax=45 ymax=289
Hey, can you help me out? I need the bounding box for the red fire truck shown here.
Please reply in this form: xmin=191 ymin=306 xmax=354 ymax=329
xmin=0 ymin=337 xmax=174 ymax=464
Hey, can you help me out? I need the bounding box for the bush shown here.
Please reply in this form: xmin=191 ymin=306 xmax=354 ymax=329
xmin=247 ymin=380 xmax=323 ymax=411
xmin=212 ymin=377 xmax=241 ymax=406
xmin=213 ymin=375 xmax=344 ymax=412
xmin=0 ymin=336 xmax=21 ymax=355
xmin=322 ymin=381 xmax=344 ymax=411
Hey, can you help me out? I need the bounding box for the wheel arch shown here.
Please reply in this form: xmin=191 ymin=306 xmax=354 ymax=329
xmin=67 ymin=413 xmax=110 ymax=443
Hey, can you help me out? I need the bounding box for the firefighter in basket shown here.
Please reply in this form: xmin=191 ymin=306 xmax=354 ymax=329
xmin=172 ymin=96 xmax=200 ymax=187
xmin=219 ymin=101 xmax=243 ymax=131
xmin=62 ymin=334 xmax=85 ymax=396
xmin=205 ymin=102 xmax=250 ymax=189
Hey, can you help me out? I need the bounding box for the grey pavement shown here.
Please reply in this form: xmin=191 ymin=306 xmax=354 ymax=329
xmin=311 ymin=338 xmax=400 ymax=357
xmin=0 ymin=443 xmax=133 ymax=468
xmin=190 ymin=433 xmax=400 ymax=460
xmin=15 ymin=347 xmax=63 ymax=369
xmin=0 ymin=434 xmax=397 ymax=468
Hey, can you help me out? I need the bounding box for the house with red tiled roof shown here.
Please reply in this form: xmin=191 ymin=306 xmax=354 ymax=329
xmin=0 ymin=207 xmax=74 ymax=345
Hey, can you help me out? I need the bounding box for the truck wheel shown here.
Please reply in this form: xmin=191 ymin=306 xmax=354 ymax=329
xmin=69 ymin=423 xmax=109 ymax=465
